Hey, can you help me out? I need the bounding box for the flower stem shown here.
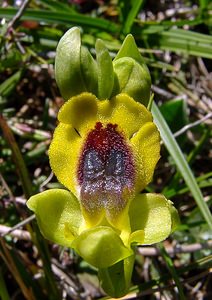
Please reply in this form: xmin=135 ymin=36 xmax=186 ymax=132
xmin=98 ymin=254 xmax=135 ymax=298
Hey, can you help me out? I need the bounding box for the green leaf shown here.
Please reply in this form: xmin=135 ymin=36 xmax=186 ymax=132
xmin=38 ymin=0 xmax=75 ymax=12
xmin=27 ymin=189 xmax=83 ymax=247
xmin=152 ymin=102 xmax=212 ymax=230
xmin=158 ymin=29 xmax=212 ymax=58
xmin=0 ymin=8 xmax=119 ymax=33
xmin=95 ymin=39 xmax=114 ymax=99
xmin=0 ymin=70 xmax=23 ymax=98
xmin=159 ymin=98 xmax=188 ymax=133
xmin=136 ymin=27 xmax=212 ymax=59
xmin=199 ymin=0 xmax=211 ymax=10
xmin=72 ymin=226 xmax=132 ymax=268
xmin=122 ymin=0 xmax=144 ymax=34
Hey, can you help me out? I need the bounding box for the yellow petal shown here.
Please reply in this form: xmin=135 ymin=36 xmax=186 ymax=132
xmin=98 ymin=93 xmax=153 ymax=138
xmin=49 ymin=123 xmax=81 ymax=196
xmin=58 ymin=92 xmax=98 ymax=136
xmin=131 ymin=122 xmax=160 ymax=192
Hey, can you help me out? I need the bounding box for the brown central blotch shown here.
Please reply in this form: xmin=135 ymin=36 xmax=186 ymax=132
xmin=78 ymin=122 xmax=135 ymax=214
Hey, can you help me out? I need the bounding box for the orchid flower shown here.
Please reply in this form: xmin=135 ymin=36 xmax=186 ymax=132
xmin=27 ymin=27 xmax=179 ymax=298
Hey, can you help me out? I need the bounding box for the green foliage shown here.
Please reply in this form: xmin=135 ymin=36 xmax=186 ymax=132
xmin=159 ymin=98 xmax=188 ymax=133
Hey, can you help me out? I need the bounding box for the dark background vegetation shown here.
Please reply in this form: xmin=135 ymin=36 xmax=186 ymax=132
xmin=0 ymin=0 xmax=211 ymax=299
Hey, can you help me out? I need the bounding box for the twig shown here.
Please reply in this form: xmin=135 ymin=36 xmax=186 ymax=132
xmin=0 ymin=215 xmax=35 ymax=238
xmin=197 ymin=57 xmax=209 ymax=77
xmin=137 ymin=270 xmax=210 ymax=298
xmin=0 ymin=221 xmax=211 ymax=260
xmin=138 ymin=241 xmax=212 ymax=256
xmin=15 ymin=197 xmax=26 ymax=205
xmin=151 ymin=85 xmax=174 ymax=99
xmin=51 ymin=262 xmax=81 ymax=299
xmin=107 ymin=270 xmax=210 ymax=299
xmin=173 ymin=112 xmax=212 ymax=138
xmin=39 ymin=172 xmax=54 ymax=191
xmin=0 ymin=172 xmax=15 ymax=202
xmin=7 ymin=0 xmax=31 ymax=31
xmin=0 ymin=225 xmax=30 ymax=241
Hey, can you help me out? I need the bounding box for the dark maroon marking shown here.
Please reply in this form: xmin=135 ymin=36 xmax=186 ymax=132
xmin=77 ymin=122 xmax=135 ymax=213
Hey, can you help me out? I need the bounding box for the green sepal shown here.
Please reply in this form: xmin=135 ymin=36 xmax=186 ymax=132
xmin=113 ymin=34 xmax=151 ymax=106
xmin=168 ymin=200 xmax=181 ymax=232
xmin=72 ymin=226 xmax=133 ymax=268
xmin=129 ymin=229 xmax=144 ymax=245
xmin=80 ymin=46 xmax=98 ymax=95
xmin=27 ymin=189 xmax=83 ymax=247
xmin=95 ymin=39 xmax=114 ymax=99
xmin=129 ymin=193 xmax=179 ymax=245
xmin=98 ymin=254 xmax=135 ymax=298
xmin=55 ymin=27 xmax=98 ymax=100
xmin=114 ymin=34 xmax=144 ymax=64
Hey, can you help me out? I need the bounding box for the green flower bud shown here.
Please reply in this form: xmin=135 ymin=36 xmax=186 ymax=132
xmin=55 ymin=27 xmax=98 ymax=100
xmin=113 ymin=57 xmax=151 ymax=106
xmin=113 ymin=34 xmax=151 ymax=107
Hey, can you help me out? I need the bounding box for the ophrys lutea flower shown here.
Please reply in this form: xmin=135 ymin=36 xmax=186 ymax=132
xmin=27 ymin=92 xmax=178 ymax=296
xmin=27 ymin=28 xmax=179 ymax=298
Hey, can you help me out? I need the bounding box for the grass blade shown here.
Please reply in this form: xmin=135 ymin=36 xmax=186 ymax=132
xmin=158 ymin=243 xmax=186 ymax=300
xmin=0 ymin=268 xmax=10 ymax=300
xmin=0 ymin=114 xmax=32 ymax=198
xmin=122 ymin=0 xmax=144 ymax=34
xmin=152 ymin=102 xmax=212 ymax=229
xmin=133 ymin=27 xmax=212 ymax=58
xmin=0 ymin=8 xmax=120 ymax=33
xmin=0 ymin=70 xmax=23 ymax=98
xmin=158 ymin=29 xmax=212 ymax=58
